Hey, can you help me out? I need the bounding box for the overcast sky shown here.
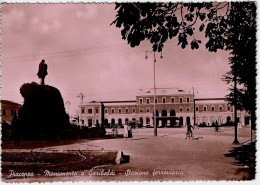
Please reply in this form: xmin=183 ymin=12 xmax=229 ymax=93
xmin=1 ymin=3 xmax=232 ymax=115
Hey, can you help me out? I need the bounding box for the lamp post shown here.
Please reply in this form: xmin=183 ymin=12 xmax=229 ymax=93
xmin=145 ymin=51 xmax=163 ymax=136
xmin=192 ymin=87 xmax=196 ymax=127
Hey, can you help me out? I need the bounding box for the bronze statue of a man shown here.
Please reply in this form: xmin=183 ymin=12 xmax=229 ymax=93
xmin=37 ymin=59 xmax=48 ymax=85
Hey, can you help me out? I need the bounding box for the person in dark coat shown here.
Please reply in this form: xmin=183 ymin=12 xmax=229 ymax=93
xmin=37 ymin=59 xmax=48 ymax=85
xmin=214 ymin=120 xmax=219 ymax=132
xmin=185 ymin=122 xmax=194 ymax=139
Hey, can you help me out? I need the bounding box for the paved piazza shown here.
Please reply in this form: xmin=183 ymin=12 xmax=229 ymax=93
xmin=10 ymin=126 xmax=254 ymax=182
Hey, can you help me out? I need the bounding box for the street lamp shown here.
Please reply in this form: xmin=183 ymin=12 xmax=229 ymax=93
xmin=145 ymin=51 xmax=163 ymax=136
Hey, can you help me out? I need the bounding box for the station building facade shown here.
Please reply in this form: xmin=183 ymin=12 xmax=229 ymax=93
xmin=77 ymin=94 xmax=250 ymax=127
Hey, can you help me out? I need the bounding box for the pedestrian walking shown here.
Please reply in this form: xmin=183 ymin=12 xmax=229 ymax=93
xmin=185 ymin=122 xmax=194 ymax=139
xmin=127 ymin=124 xmax=133 ymax=140
xmin=124 ymin=123 xmax=128 ymax=140
xmin=214 ymin=120 xmax=219 ymax=132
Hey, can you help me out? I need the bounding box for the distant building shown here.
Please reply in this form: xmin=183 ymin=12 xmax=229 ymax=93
xmin=1 ymin=100 xmax=22 ymax=124
xmin=77 ymin=93 xmax=250 ymax=127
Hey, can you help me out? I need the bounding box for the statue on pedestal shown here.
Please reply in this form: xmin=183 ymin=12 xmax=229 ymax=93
xmin=37 ymin=59 xmax=48 ymax=85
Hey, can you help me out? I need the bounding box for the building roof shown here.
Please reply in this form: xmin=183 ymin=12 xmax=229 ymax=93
xmin=0 ymin=100 xmax=22 ymax=107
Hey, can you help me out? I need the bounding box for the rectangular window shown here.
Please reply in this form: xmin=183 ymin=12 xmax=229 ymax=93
xmin=139 ymin=98 xmax=143 ymax=104
xmin=133 ymin=108 xmax=136 ymax=113
xmin=126 ymin=108 xmax=128 ymax=113
xmin=227 ymin=106 xmax=230 ymax=111
xmin=187 ymin=97 xmax=190 ymax=103
xmin=162 ymin=97 xmax=166 ymax=104
xmin=155 ymin=98 xmax=158 ymax=103
xmin=180 ymin=108 xmax=183 ymax=112
xmin=139 ymin=108 xmax=143 ymax=113
xmin=180 ymin=97 xmax=183 ymax=103
xmin=105 ymin=109 xmax=108 ymax=113
xmin=196 ymin=106 xmax=199 ymax=112
xmin=119 ymin=108 xmax=122 ymax=113
xmin=146 ymin=108 xmax=150 ymax=113
xmin=112 ymin=108 xmax=115 ymax=113
xmin=187 ymin=108 xmax=190 ymax=112
xmin=171 ymin=98 xmax=175 ymax=103
xmin=219 ymin=106 xmax=222 ymax=111
xmin=211 ymin=107 xmax=215 ymax=111
xmin=87 ymin=109 xmax=92 ymax=114
xmin=203 ymin=106 xmax=207 ymax=111
xmin=82 ymin=107 xmax=85 ymax=114
xmin=96 ymin=108 xmax=99 ymax=113
xmin=146 ymin=98 xmax=150 ymax=104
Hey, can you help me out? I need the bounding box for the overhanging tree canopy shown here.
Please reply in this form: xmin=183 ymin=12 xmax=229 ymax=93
xmin=111 ymin=2 xmax=256 ymax=127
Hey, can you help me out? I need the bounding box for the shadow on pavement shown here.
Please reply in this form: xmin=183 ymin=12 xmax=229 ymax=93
xmin=132 ymin=138 xmax=148 ymax=141
xmin=224 ymin=141 xmax=255 ymax=180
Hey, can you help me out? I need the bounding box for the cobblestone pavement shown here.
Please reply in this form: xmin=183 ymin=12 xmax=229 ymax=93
xmin=3 ymin=126 xmax=255 ymax=182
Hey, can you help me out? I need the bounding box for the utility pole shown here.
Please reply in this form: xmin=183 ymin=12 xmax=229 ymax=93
xmin=192 ymin=87 xmax=196 ymax=127
xmin=145 ymin=51 xmax=163 ymax=136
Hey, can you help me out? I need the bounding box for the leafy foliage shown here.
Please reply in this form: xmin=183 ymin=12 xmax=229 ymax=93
xmin=111 ymin=2 xmax=232 ymax=52
xmin=222 ymin=2 xmax=256 ymax=129
xmin=111 ymin=2 xmax=257 ymax=127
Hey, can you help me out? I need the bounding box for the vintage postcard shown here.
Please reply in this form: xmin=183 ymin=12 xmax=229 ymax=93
xmin=0 ymin=0 xmax=258 ymax=183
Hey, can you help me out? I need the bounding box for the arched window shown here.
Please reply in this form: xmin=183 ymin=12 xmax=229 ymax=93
xmin=227 ymin=116 xmax=231 ymax=122
xmin=104 ymin=119 xmax=108 ymax=126
xmin=218 ymin=116 xmax=223 ymax=124
xmin=162 ymin=110 xmax=167 ymax=117
xmin=146 ymin=117 xmax=150 ymax=124
xmin=186 ymin=117 xmax=190 ymax=124
xmin=162 ymin=97 xmax=166 ymax=103
xmin=203 ymin=116 xmax=208 ymax=123
xmin=111 ymin=118 xmax=115 ymax=127
xmin=170 ymin=110 xmax=176 ymax=116
xmin=153 ymin=110 xmax=159 ymax=116
xmin=118 ymin=118 xmax=122 ymax=126
xmin=179 ymin=117 xmax=183 ymax=126
xmin=125 ymin=118 xmax=129 ymax=124
xmin=210 ymin=116 xmax=215 ymax=123
xmin=139 ymin=117 xmax=143 ymax=124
